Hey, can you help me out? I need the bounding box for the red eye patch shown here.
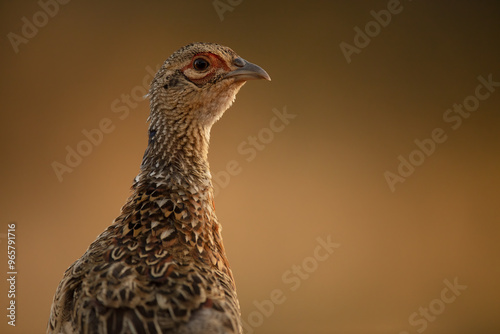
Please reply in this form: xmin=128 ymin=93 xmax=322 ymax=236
xmin=182 ymin=52 xmax=231 ymax=72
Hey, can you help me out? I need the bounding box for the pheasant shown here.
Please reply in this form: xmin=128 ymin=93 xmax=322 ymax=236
xmin=47 ymin=42 xmax=270 ymax=334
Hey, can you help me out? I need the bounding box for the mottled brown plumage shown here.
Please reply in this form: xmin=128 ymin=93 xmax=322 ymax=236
xmin=48 ymin=42 xmax=270 ymax=334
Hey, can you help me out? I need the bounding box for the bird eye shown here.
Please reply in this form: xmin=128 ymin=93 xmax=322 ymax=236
xmin=193 ymin=58 xmax=210 ymax=71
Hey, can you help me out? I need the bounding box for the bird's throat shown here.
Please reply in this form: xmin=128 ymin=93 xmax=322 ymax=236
xmin=139 ymin=110 xmax=214 ymax=194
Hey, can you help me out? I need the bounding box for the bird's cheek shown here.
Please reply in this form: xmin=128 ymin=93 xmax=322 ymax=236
xmin=183 ymin=68 xmax=216 ymax=87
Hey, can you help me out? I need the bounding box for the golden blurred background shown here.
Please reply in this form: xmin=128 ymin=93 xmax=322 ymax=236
xmin=1 ymin=1 xmax=500 ymax=333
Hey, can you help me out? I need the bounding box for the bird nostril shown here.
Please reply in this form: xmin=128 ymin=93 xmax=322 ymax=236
xmin=233 ymin=57 xmax=246 ymax=67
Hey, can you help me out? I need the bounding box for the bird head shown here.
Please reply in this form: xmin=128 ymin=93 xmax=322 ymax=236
xmin=149 ymin=42 xmax=271 ymax=128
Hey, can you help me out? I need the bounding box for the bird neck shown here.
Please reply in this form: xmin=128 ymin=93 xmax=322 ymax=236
xmin=139 ymin=109 xmax=213 ymax=190
xmin=118 ymin=108 xmax=230 ymax=270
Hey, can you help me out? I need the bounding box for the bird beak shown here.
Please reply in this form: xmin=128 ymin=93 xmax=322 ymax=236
xmin=225 ymin=58 xmax=271 ymax=82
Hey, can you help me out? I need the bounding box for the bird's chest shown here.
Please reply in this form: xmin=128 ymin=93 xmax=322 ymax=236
xmin=102 ymin=216 xmax=227 ymax=282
